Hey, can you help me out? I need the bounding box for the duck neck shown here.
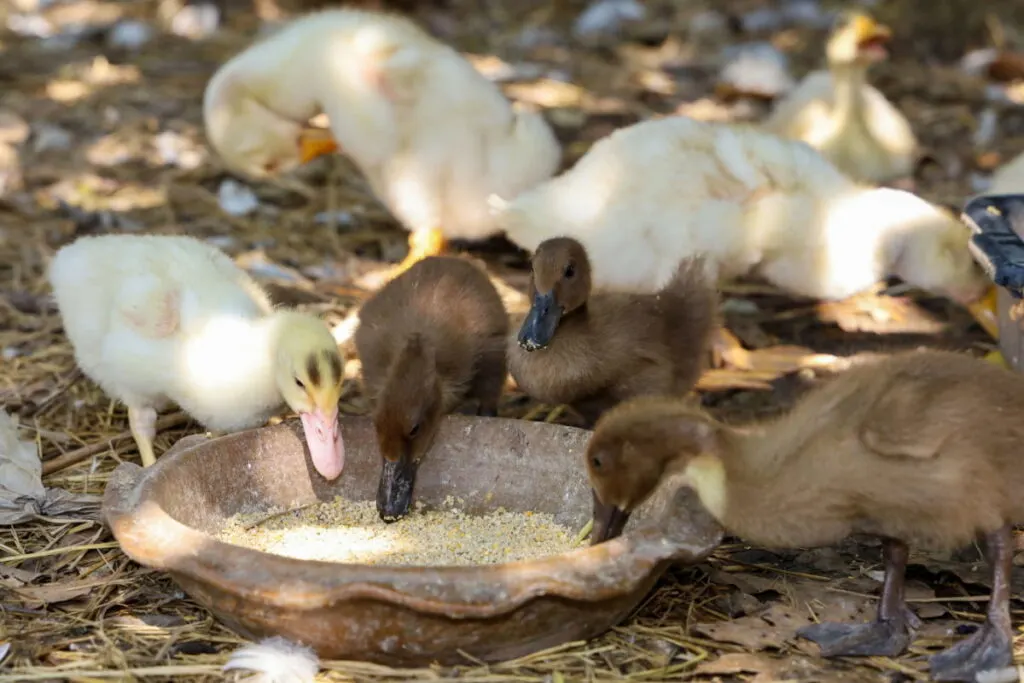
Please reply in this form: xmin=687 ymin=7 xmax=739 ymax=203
xmin=263 ymin=310 xmax=301 ymax=358
xmin=678 ymin=423 xmax=789 ymax=537
xmin=234 ymin=39 xmax=325 ymax=125
xmin=567 ymin=301 xmax=589 ymax=321
xmin=658 ymin=425 xmax=746 ymax=527
xmin=830 ymin=63 xmax=870 ymax=132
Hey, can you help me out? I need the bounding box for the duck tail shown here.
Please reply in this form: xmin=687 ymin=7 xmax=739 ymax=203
xmin=661 ymin=254 xmax=720 ymax=376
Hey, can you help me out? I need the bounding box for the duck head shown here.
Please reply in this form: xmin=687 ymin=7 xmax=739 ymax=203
xmin=203 ymin=69 xmax=339 ymax=179
xmin=518 ymin=237 xmax=592 ymax=351
xmin=274 ymin=313 xmax=346 ymax=481
xmin=586 ymin=397 xmax=721 ymax=544
xmin=373 ymin=333 xmax=444 ymax=522
xmin=826 ymin=11 xmax=892 ymax=67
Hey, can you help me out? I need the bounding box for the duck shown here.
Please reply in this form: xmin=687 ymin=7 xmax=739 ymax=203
xmin=48 ymin=234 xmax=345 ymax=480
xmin=354 ymin=255 xmax=508 ymax=521
xmin=203 ymin=8 xmax=561 ymax=276
xmin=763 ymin=11 xmax=918 ymax=185
xmin=491 ymin=116 xmax=988 ymax=309
xmin=508 ymin=237 xmax=718 ymax=424
xmin=585 ymin=348 xmax=1024 ymax=682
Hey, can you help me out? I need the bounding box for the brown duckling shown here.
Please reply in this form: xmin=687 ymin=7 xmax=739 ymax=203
xmin=354 ymin=256 xmax=508 ymax=521
xmin=508 ymin=237 xmax=718 ymax=423
xmin=584 ymin=348 xmax=1024 ymax=682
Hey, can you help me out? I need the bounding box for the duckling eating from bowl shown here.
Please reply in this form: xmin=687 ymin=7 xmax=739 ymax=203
xmin=354 ymin=256 xmax=509 ymax=522
xmin=585 ymin=348 xmax=1024 ymax=682
xmin=509 ymin=237 xmax=718 ymax=424
xmin=48 ymin=234 xmax=345 ymax=479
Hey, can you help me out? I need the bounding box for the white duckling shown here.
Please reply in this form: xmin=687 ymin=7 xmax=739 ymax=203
xmin=202 ymin=8 xmax=562 ymax=274
xmin=764 ymin=11 xmax=918 ymax=184
xmin=48 ymin=234 xmax=345 ymax=479
xmin=491 ymin=115 xmax=988 ymax=308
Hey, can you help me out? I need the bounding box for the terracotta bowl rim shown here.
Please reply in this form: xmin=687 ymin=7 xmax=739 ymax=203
xmin=102 ymin=416 xmax=723 ymax=620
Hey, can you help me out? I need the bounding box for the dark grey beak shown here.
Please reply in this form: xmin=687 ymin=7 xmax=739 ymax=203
xmin=517 ymin=291 xmax=563 ymax=351
xmin=590 ymin=489 xmax=631 ymax=545
xmin=377 ymin=454 xmax=418 ymax=523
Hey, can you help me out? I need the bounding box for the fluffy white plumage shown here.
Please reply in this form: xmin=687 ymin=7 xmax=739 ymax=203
xmin=763 ymin=11 xmax=917 ymax=184
xmin=223 ymin=636 xmax=320 ymax=683
xmin=48 ymin=234 xmax=345 ymax=477
xmin=494 ymin=116 xmax=988 ymax=306
xmin=764 ymin=70 xmax=917 ymax=183
xmin=203 ymin=8 xmax=561 ymax=243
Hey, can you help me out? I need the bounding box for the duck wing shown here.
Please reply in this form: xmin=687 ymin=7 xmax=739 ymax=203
xmin=115 ymin=274 xmax=181 ymax=339
xmin=857 ymin=376 xmax=951 ymax=460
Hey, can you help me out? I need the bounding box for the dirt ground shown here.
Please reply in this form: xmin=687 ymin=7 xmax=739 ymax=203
xmin=2 ymin=0 xmax=1024 ymax=680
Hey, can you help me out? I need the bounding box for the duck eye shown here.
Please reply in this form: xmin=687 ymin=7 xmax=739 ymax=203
xmin=564 ymin=262 xmax=576 ymax=278
xmin=295 ymin=378 xmax=305 ymax=389
xmin=408 ymin=422 xmax=421 ymax=439
xmin=590 ymin=455 xmax=602 ymax=470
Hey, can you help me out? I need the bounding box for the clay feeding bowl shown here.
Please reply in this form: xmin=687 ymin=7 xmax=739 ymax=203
xmin=102 ymin=415 xmax=723 ymax=666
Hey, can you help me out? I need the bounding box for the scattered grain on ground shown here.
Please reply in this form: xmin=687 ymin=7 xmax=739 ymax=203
xmin=216 ymin=494 xmax=583 ymax=566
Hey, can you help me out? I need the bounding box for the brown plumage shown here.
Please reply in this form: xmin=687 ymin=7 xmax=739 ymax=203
xmin=354 ymin=256 xmax=508 ymax=521
xmin=585 ymin=348 xmax=1024 ymax=681
xmin=508 ymin=236 xmax=718 ymax=423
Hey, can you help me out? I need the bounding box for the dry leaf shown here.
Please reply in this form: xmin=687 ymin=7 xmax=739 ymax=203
xmin=14 ymin=578 xmax=108 ymax=607
xmin=0 ymin=563 xmax=40 ymax=585
xmin=815 ymin=295 xmax=946 ymax=335
xmin=694 ymin=603 xmax=809 ymax=650
xmin=695 ymin=585 xmax=873 ymax=651
xmin=708 ymin=569 xmax=784 ymax=595
xmin=695 ymin=651 xmax=781 ymax=676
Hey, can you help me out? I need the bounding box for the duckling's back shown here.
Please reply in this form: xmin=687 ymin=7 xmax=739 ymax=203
xmin=354 ymin=256 xmax=508 ymax=397
xmin=755 ymin=349 xmax=1024 ymax=551
xmin=49 ymin=234 xmax=272 ymax=399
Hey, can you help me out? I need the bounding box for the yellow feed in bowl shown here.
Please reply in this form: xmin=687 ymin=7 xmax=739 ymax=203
xmin=217 ymin=495 xmax=583 ymax=566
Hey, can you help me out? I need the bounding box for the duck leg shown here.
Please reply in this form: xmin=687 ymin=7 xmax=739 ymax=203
xmin=393 ymin=227 xmax=447 ymax=275
xmin=929 ymin=524 xmax=1015 ymax=682
xmin=128 ymin=405 xmax=158 ymax=467
xmin=355 ymin=227 xmax=448 ymax=291
xmin=798 ymin=538 xmax=920 ymax=656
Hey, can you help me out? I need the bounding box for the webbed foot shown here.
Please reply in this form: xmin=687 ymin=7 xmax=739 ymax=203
xmin=929 ymin=621 xmax=1014 ymax=681
xmin=798 ymin=606 xmax=919 ymax=657
xmin=799 ymin=537 xmax=919 ymax=658
xmin=928 ymin=524 xmax=1017 ymax=681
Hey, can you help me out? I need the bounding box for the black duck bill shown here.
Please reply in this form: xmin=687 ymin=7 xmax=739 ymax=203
xmin=517 ymin=290 xmax=563 ymax=351
xmin=377 ymin=453 xmax=419 ymax=523
xmin=590 ymin=489 xmax=631 ymax=545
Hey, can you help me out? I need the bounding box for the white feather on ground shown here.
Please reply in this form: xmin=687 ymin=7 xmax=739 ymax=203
xmin=222 ymin=636 xmax=320 ymax=683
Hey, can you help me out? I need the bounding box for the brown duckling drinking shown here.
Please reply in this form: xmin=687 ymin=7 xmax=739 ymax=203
xmin=584 ymin=348 xmax=1024 ymax=682
xmin=354 ymin=256 xmax=509 ymax=522
xmin=508 ymin=237 xmax=718 ymax=423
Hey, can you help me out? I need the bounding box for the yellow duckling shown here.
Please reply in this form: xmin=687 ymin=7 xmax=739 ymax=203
xmin=765 ymin=11 xmax=918 ymax=184
xmin=48 ymin=234 xmax=346 ymax=479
